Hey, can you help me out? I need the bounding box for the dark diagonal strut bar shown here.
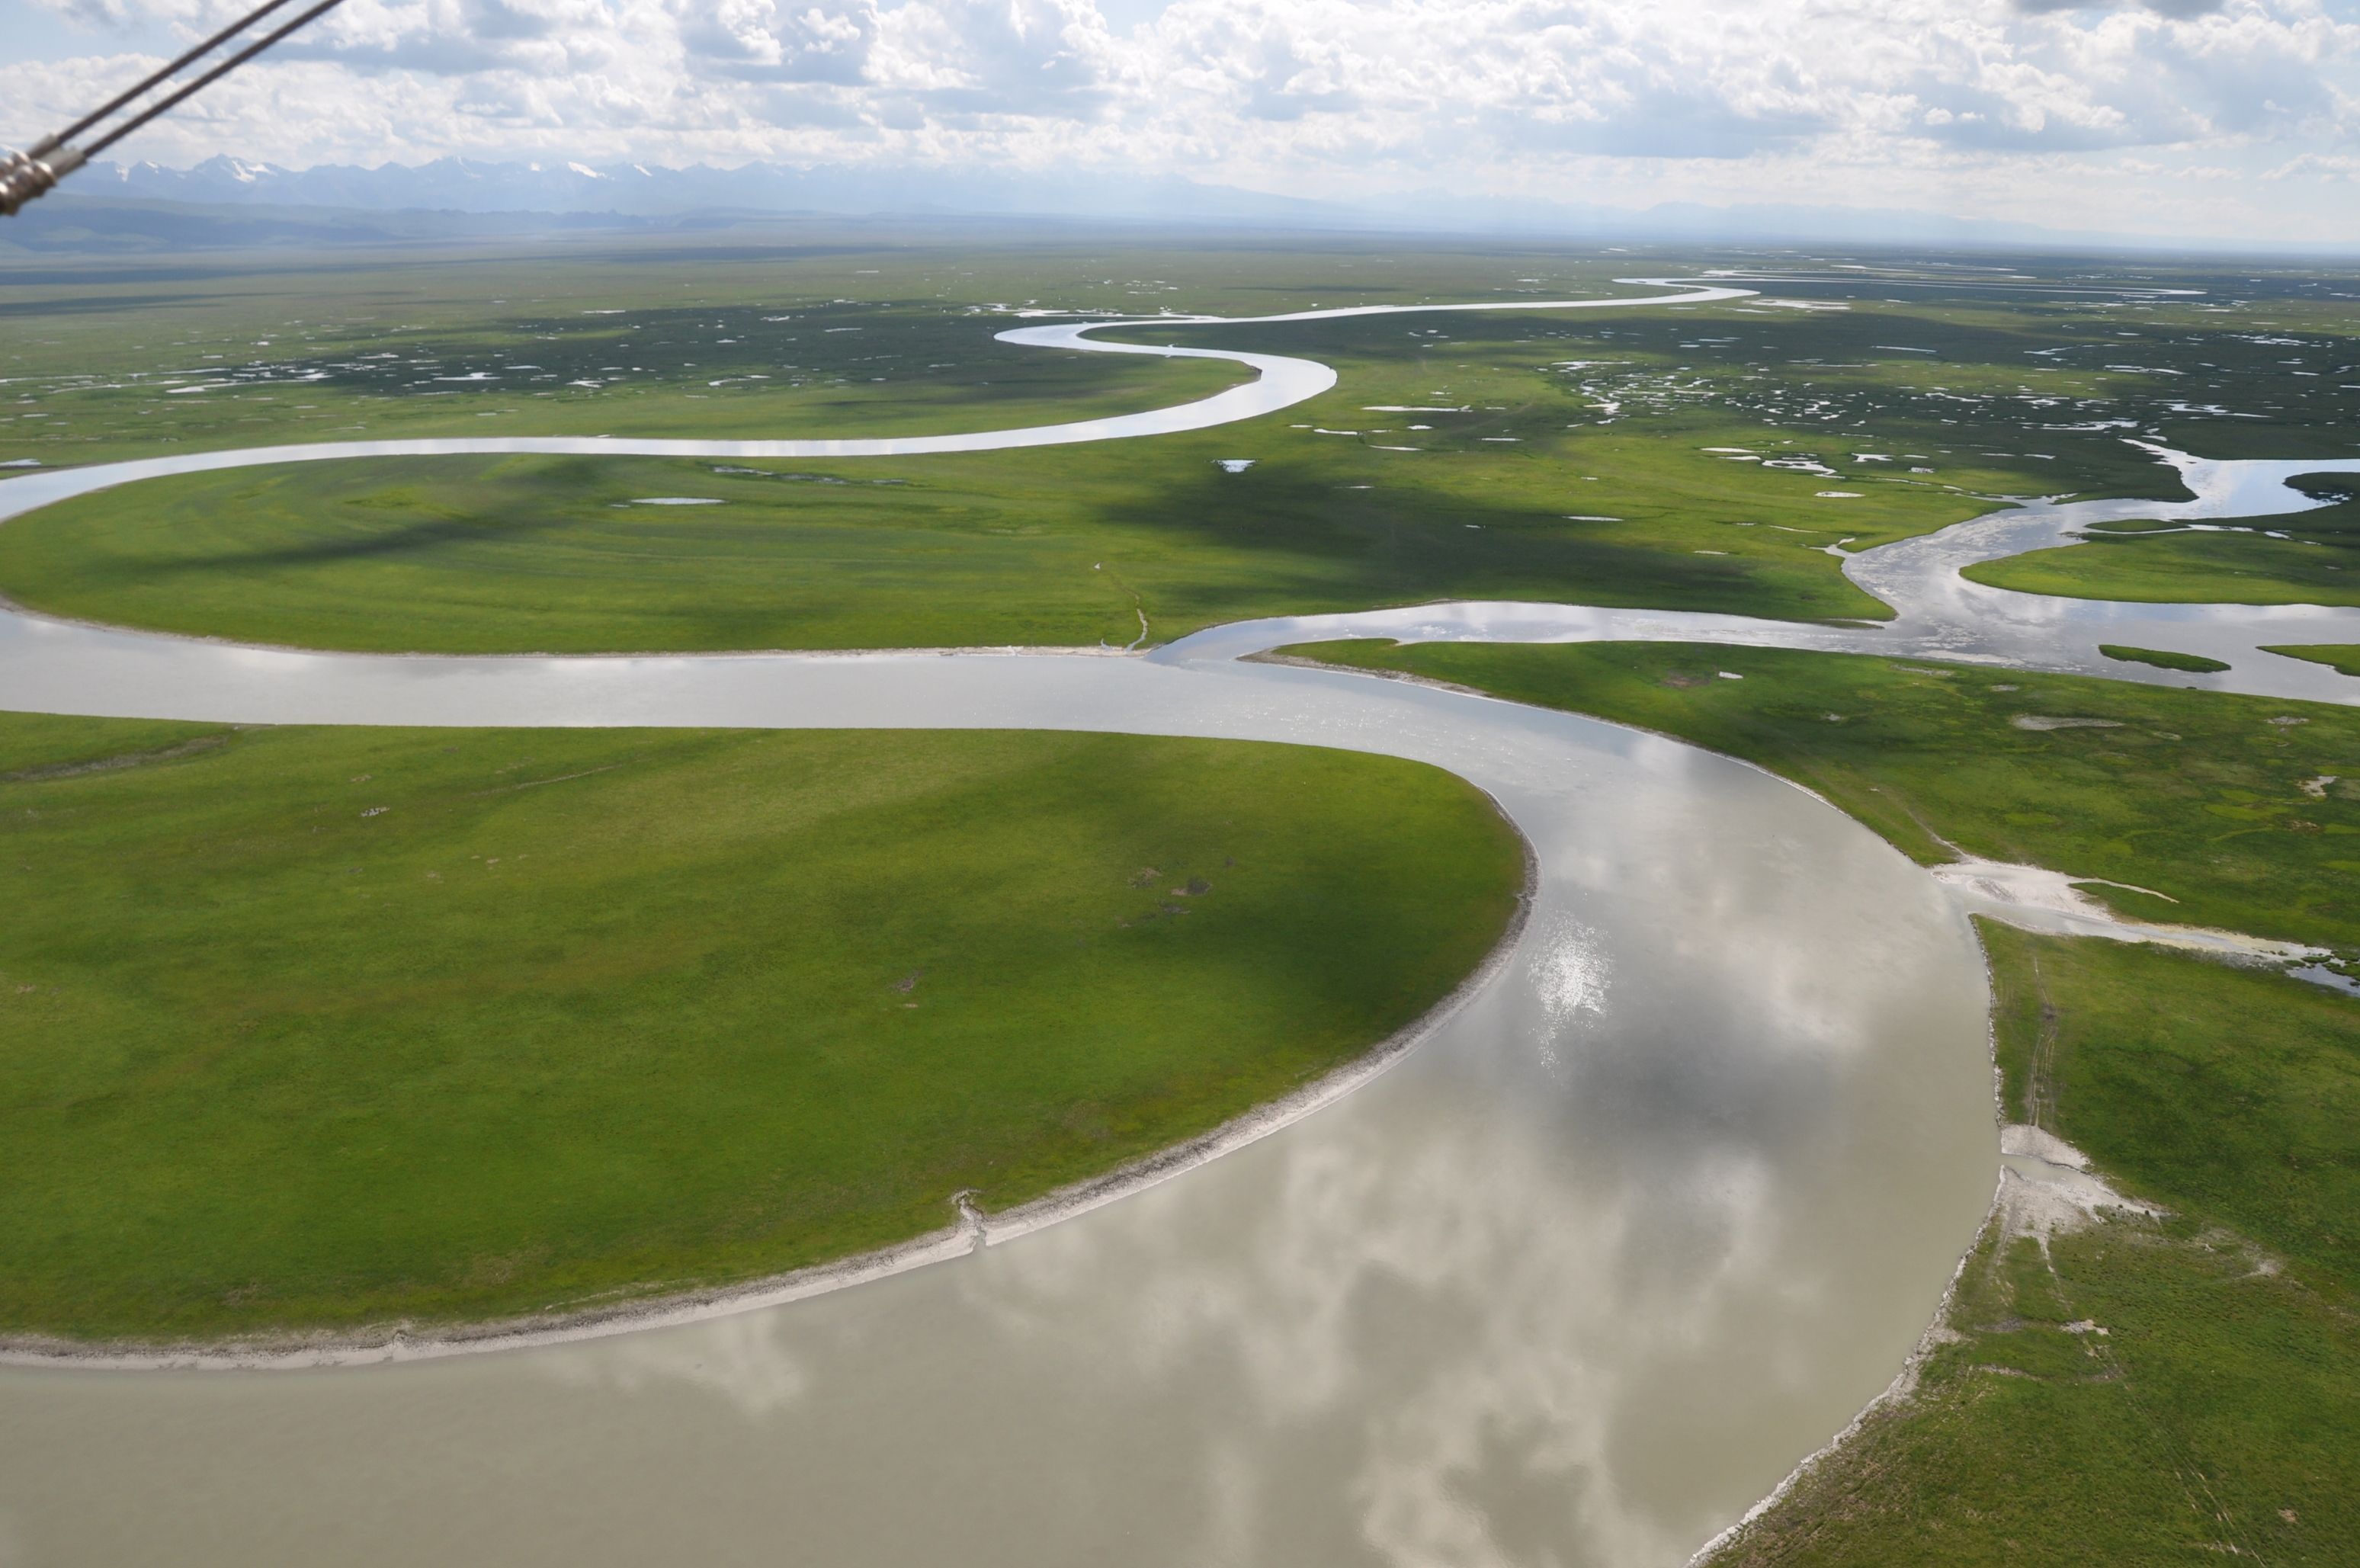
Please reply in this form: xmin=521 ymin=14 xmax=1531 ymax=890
xmin=2 ymin=0 xmax=349 ymax=216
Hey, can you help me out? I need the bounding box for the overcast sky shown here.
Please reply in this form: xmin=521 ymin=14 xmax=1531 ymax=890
xmin=5 ymin=0 xmax=2359 ymax=241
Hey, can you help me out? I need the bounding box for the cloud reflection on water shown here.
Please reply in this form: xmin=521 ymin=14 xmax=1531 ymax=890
xmin=518 ymin=704 xmax=1990 ymax=1566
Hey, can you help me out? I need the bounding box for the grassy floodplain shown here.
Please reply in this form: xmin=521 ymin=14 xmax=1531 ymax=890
xmin=10 ymin=242 xmax=2360 ymax=650
xmin=1967 ymin=490 xmax=2360 ymax=608
xmin=1276 ymin=637 xmax=2360 ymax=1563
xmin=0 ymin=713 xmax=1524 ymax=1342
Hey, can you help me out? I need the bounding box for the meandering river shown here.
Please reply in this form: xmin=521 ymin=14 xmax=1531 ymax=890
xmin=0 ymin=281 xmax=2346 ymax=1567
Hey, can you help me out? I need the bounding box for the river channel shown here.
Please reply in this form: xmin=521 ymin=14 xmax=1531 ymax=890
xmin=0 ymin=281 xmax=2346 ymax=1567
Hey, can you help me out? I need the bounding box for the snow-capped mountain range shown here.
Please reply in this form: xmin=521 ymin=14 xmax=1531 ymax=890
xmin=89 ymin=155 xmax=1331 ymax=224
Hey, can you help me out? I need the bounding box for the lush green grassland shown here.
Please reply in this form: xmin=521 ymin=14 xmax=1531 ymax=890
xmin=1989 ymin=935 xmax=2360 ymax=1289
xmin=1282 ymin=639 xmax=2360 ymax=950
xmin=1967 ymin=493 xmax=2360 ymax=608
xmin=1714 ymin=928 xmax=2360 ymax=1566
xmin=0 ymin=713 xmax=1523 ymax=1341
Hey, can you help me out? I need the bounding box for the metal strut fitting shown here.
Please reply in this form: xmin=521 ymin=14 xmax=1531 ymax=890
xmin=0 ymin=144 xmax=88 ymax=216
xmin=2 ymin=0 xmax=346 ymax=216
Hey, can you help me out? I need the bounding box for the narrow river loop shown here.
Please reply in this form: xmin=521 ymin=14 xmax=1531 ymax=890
xmin=0 ymin=280 xmax=2346 ymax=1567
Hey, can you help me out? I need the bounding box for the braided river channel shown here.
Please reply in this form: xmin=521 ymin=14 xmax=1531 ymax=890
xmin=0 ymin=282 xmax=2351 ymax=1566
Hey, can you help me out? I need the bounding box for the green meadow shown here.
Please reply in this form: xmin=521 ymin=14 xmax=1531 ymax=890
xmin=0 ymin=713 xmax=1523 ymax=1341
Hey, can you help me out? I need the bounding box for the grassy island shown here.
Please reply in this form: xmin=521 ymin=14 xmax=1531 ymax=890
xmin=2099 ymin=643 xmax=2231 ymax=674
xmin=0 ymin=713 xmax=1524 ymax=1343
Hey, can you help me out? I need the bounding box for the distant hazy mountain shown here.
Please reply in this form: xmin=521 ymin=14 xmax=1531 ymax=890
xmin=88 ymin=155 xmax=1336 ymax=226
xmin=32 ymin=153 xmax=2320 ymax=255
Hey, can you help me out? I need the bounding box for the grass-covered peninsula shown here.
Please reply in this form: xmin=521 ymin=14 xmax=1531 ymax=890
xmin=1276 ymin=637 xmax=2360 ymax=1564
xmin=1965 ymin=491 xmax=2360 ymax=608
xmin=0 ymin=713 xmax=1525 ymax=1343
xmin=2266 ymin=643 xmax=2360 ymax=678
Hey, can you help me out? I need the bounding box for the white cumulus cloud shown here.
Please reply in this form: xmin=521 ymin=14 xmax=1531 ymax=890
xmin=5 ymin=0 xmax=2358 ymax=238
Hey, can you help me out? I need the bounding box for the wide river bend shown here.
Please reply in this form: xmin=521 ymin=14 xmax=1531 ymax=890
xmin=0 ymin=280 xmax=2345 ymax=1566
